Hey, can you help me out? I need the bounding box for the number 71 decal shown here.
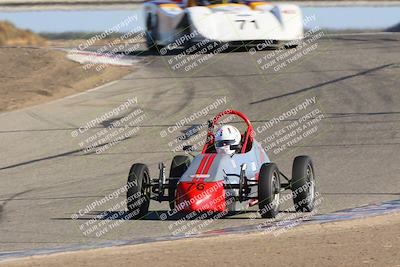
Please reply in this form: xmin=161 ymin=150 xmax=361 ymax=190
xmin=235 ymin=19 xmax=259 ymax=30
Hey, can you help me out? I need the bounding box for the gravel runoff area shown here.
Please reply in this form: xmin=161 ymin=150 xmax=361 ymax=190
xmin=1 ymin=212 xmax=399 ymax=267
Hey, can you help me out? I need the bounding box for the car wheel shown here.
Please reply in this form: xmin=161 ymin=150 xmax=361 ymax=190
xmin=258 ymin=163 xmax=280 ymax=218
xmin=146 ymin=14 xmax=163 ymax=52
xmin=145 ymin=15 xmax=155 ymax=50
xmin=146 ymin=14 xmax=164 ymax=54
xmin=284 ymin=43 xmax=299 ymax=49
xmin=182 ymin=23 xmax=195 ymax=52
xmin=145 ymin=32 xmax=157 ymax=51
xmin=127 ymin=163 xmax=151 ymax=219
xmin=291 ymin=155 xmax=315 ymax=212
xmin=168 ymin=155 xmax=191 ymax=210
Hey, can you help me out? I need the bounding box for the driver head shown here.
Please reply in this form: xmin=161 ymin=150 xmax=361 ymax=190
xmin=215 ymin=125 xmax=241 ymax=155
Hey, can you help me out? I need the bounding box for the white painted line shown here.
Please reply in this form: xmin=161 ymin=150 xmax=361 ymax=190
xmin=66 ymin=50 xmax=139 ymax=66
xmin=64 ymin=80 xmax=120 ymax=99
xmin=0 ymin=199 xmax=399 ymax=262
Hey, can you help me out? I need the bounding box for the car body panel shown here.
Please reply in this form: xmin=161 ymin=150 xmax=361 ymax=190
xmin=175 ymin=139 xmax=270 ymax=211
xmin=144 ymin=1 xmax=304 ymax=46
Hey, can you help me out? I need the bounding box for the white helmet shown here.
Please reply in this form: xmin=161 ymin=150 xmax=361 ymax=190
xmin=214 ymin=125 xmax=241 ymax=155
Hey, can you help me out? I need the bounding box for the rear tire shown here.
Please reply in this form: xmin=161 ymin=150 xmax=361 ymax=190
xmin=168 ymin=155 xmax=191 ymax=210
xmin=291 ymin=155 xmax=315 ymax=212
xmin=284 ymin=39 xmax=301 ymax=49
xmin=258 ymin=163 xmax=281 ymax=218
xmin=127 ymin=163 xmax=151 ymax=219
xmin=182 ymin=23 xmax=195 ymax=53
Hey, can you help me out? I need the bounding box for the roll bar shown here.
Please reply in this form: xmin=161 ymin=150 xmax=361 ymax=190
xmin=202 ymin=110 xmax=254 ymax=154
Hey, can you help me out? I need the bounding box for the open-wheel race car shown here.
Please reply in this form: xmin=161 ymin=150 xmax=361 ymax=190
xmin=126 ymin=110 xmax=315 ymax=219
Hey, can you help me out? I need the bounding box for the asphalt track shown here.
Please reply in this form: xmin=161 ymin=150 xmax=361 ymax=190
xmin=0 ymin=33 xmax=399 ymax=252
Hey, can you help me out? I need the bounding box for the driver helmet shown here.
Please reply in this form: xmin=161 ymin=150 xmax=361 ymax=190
xmin=215 ymin=125 xmax=241 ymax=155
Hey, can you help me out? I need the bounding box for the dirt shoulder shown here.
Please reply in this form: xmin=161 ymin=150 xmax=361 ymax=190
xmin=1 ymin=212 xmax=399 ymax=267
xmin=0 ymin=47 xmax=133 ymax=112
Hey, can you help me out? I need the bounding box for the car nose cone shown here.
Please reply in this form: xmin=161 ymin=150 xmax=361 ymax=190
xmin=175 ymin=181 xmax=226 ymax=212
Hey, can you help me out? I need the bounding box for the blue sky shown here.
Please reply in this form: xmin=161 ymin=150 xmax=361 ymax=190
xmin=0 ymin=6 xmax=399 ymax=32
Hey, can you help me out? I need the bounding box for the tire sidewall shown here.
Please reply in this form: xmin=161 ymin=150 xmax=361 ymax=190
xmin=145 ymin=14 xmax=160 ymax=50
xmin=127 ymin=163 xmax=150 ymax=219
xmin=258 ymin=163 xmax=280 ymax=218
xmin=291 ymin=156 xmax=315 ymax=212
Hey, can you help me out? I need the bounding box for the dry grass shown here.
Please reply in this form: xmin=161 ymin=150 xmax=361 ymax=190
xmin=0 ymin=47 xmax=133 ymax=112
xmin=0 ymin=21 xmax=47 ymax=46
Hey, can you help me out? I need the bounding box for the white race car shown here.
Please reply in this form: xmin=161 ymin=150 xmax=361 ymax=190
xmin=143 ymin=0 xmax=304 ymax=51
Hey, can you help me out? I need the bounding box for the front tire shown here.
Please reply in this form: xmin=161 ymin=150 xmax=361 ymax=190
xmin=145 ymin=32 xmax=157 ymax=51
xmin=127 ymin=163 xmax=151 ymax=219
xmin=168 ymin=155 xmax=191 ymax=210
xmin=291 ymin=156 xmax=315 ymax=212
xmin=146 ymin=14 xmax=164 ymax=52
xmin=258 ymin=163 xmax=281 ymax=218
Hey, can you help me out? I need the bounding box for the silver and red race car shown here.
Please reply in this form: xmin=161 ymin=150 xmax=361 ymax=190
xmin=127 ymin=110 xmax=315 ymax=219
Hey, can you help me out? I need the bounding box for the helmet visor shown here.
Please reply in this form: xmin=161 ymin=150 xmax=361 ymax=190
xmin=215 ymin=139 xmax=237 ymax=148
